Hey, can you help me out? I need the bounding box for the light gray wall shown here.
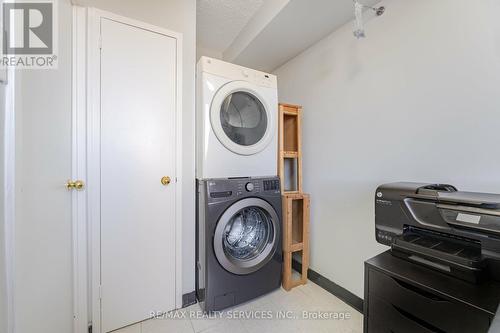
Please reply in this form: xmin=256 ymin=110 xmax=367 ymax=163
xmin=78 ymin=0 xmax=197 ymax=296
xmin=274 ymin=0 xmax=500 ymax=298
xmin=196 ymin=45 xmax=222 ymax=61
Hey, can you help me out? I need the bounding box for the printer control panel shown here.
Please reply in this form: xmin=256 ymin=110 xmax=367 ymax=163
xmin=376 ymin=230 xmax=396 ymax=246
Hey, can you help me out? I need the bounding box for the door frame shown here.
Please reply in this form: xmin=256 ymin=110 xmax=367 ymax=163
xmin=3 ymin=56 xmax=16 ymax=333
xmin=72 ymin=7 xmax=184 ymax=333
xmin=2 ymin=4 xmax=18 ymax=333
xmin=72 ymin=7 xmax=88 ymax=333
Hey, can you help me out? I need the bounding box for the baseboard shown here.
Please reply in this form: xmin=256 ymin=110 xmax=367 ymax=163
xmin=292 ymin=259 xmax=363 ymax=313
xmin=182 ymin=291 xmax=197 ymax=308
xmin=183 ymin=264 xmax=363 ymax=312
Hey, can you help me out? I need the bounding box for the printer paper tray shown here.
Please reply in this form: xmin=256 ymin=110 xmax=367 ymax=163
xmin=391 ymin=230 xmax=484 ymax=283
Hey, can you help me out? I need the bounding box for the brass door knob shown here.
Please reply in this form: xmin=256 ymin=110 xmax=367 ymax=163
xmin=161 ymin=176 xmax=171 ymax=186
xmin=66 ymin=180 xmax=85 ymax=190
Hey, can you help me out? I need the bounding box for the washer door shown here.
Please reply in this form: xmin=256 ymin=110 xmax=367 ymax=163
xmin=214 ymin=198 xmax=280 ymax=275
xmin=211 ymin=81 xmax=275 ymax=156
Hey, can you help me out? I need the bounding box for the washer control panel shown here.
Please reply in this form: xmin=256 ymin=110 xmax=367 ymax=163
xmin=245 ymin=182 xmax=255 ymax=192
xmin=206 ymin=177 xmax=281 ymax=200
xmin=237 ymin=180 xmax=260 ymax=195
xmin=263 ymin=179 xmax=280 ymax=191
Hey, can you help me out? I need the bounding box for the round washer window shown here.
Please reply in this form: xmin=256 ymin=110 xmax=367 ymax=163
xmin=223 ymin=206 xmax=273 ymax=261
xmin=220 ymin=92 xmax=268 ymax=146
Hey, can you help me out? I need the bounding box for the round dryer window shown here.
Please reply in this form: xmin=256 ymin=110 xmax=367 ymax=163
xmin=211 ymin=81 xmax=275 ymax=156
xmin=214 ymin=198 xmax=280 ymax=275
xmin=220 ymin=92 xmax=267 ymax=147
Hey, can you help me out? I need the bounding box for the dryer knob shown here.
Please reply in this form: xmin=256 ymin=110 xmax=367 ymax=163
xmin=245 ymin=182 xmax=254 ymax=192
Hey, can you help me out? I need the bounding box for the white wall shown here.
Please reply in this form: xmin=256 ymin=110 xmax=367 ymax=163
xmin=77 ymin=0 xmax=197 ymax=297
xmin=274 ymin=0 xmax=500 ymax=298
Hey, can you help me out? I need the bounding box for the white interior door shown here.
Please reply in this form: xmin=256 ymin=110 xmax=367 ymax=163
xmin=100 ymin=17 xmax=177 ymax=332
xmin=9 ymin=2 xmax=74 ymax=332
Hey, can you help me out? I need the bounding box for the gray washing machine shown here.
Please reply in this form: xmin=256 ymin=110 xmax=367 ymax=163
xmin=196 ymin=177 xmax=282 ymax=312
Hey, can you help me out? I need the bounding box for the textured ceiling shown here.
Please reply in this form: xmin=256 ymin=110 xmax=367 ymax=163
xmin=197 ymin=0 xmax=264 ymax=53
xmin=232 ymin=0 xmax=381 ymax=72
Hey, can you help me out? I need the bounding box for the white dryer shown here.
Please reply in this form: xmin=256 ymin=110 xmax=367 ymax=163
xmin=196 ymin=57 xmax=278 ymax=179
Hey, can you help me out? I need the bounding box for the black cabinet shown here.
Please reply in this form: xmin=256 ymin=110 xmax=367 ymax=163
xmin=364 ymin=251 xmax=500 ymax=333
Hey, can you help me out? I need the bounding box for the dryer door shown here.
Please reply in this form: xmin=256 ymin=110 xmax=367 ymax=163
xmin=214 ymin=198 xmax=280 ymax=275
xmin=211 ymin=81 xmax=275 ymax=156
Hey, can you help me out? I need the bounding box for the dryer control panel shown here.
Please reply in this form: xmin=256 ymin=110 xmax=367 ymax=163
xmin=198 ymin=56 xmax=277 ymax=89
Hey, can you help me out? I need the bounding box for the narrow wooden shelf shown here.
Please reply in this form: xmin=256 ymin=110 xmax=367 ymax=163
xmin=280 ymin=103 xmax=300 ymax=115
xmin=283 ymin=151 xmax=298 ymax=158
xmin=282 ymin=193 xmax=310 ymax=291
xmin=279 ymin=103 xmax=310 ymax=292
xmin=278 ymin=104 xmax=302 ymax=194
xmin=289 ymin=243 xmax=303 ymax=253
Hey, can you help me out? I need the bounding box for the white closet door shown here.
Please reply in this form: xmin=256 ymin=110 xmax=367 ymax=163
xmin=100 ymin=17 xmax=177 ymax=332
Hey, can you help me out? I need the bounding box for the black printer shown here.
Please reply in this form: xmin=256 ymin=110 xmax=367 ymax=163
xmin=375 ymin=182 xmax=500 ymax=283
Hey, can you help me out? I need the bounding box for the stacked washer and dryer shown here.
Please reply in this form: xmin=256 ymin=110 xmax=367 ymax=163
xmin=195 ymin=57 xmax=283 ymax=312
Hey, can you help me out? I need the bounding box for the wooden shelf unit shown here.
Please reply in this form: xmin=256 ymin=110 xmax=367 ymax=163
xmin=282 ymin=193 xmax=310 ymax=291
xmin=278 ymin=103 xmax=310 ymax=291
xmin=279 ymin=103 xmax=302 ymax=193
